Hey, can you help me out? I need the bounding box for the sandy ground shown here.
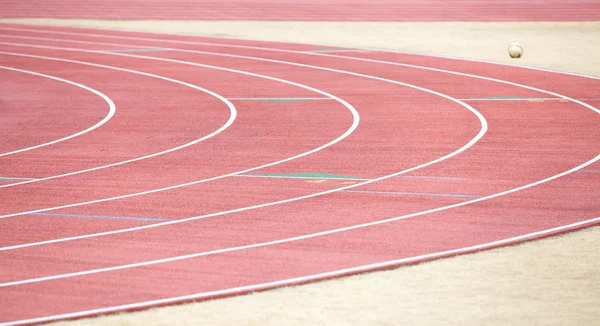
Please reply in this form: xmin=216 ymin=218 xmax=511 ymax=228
xmin=1 ymin=19 xmax=599 ymax=325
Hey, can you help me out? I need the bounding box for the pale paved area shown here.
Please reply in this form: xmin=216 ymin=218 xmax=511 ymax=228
xmin=2 ymin=19 xmax=599 ymax=326
xmin=3 ymin=20 xmax=600 ymax=77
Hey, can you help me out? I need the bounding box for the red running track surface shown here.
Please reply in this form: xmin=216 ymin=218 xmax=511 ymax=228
xmin=0 ymin=24 xmax=599 ymax=324
xmin=1 ymin=0 xmax=600 ymax=21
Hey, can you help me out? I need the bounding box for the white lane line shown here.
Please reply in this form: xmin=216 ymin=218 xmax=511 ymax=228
xmin=0 ymin=36 xmax=598 ymax=274
xmin=0 ymin=51 xmax=237 ymax=190
xmin=2 ymin=145 xmax=598 ymax=286
xmin=4 ymin=32 xmax=598 ymax=254
xmin=0 ymin=41 xmax=486 ymax=249
xmin=1 ymin=33 xmax=597 ymax=114
xmin=0 ymin=26 xmax=598 ymax=325
xmin=2 ymin=25 xmax=599 ymax=82
xmin=0 ymin=34 xmax=596 ymax=255
xmin=0 ymin=64 xmax=115 ymax=157
xmin=0 ymin=42 xmax=361 ymax=218
xmin=0 ymin=26 xmax=322 ymax=54
xmin=3 ymin=215 xmax=599 ymax=326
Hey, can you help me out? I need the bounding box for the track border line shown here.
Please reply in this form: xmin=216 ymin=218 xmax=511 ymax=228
xmin=0 ymin=64 xmax=115 ymax=157
xmin=1 ymin=24 xmax=598 ymax=81
xmin=0 ymin=51 xmax=239 ymax=190
xmin=0 ymin=23 xmax=599 ymax=326
xmin=0 ymin=40 xmax=486 ymax=249
xmin=2 ymin=215 xmax=598 ymax=326
xmin=1 ymin=33 xmax=597 ymax=250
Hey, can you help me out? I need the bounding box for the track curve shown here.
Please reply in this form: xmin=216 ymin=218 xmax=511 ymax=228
xmin=0 ymin=24 xmax=598 ymax=325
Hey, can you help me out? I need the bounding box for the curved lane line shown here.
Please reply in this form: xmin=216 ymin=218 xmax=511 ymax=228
xmin=0 ymin=39 xmax=597 ymax=269
xmin=0 ymin=51 xmax=237 ymax=189
xmin=0 ymin=44 xmax=361 ymax=217
xmin=0 ymin=64 xmax=116 ymax=157
xmin=1 ymin=26 xmax=598 ymax=81
xmin=0 ymin=35 xmax=581 ymax=108
xmin=0 ymin=35 xmax=597 ymax=253
xmin=1 ymin=147 xmax=598 ymax=285
xmin=0 ymin=42 xmax=484 ymax=227
xmin=3 ymin=215 xmax=599 ymax=326
xmin=0 ymin=42 xmax=487 ymax=242
xmin=0 ymin=26 xmax=598 ymax=325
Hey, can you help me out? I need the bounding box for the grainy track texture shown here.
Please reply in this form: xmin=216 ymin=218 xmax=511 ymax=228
xmin=1 ymin=1 xmax=599 ymax=325
xmin=1 ymin=0 xmax=600 ymax=21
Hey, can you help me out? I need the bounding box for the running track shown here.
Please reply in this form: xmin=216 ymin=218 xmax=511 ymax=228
xmin=0 ymin=24 xmax=599 ymax=325
xmin=2 ymin=0 xmax=600 ymax=21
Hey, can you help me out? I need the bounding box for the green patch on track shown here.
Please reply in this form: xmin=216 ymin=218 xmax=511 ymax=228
xmin=104 ymin=48 xmax=166 ymax=53
xmin=228 ymin=97 xmax=332 ymax=102
xmin=0 ymin=177 xmax=35 ymax=181
xmin=241 ymin=173 xmax=365 ymax=180
xmin=463 ymin=96 xmax=558 ymax=101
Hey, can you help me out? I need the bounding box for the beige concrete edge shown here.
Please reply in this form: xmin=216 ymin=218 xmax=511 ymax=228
xmin=2 ymin=19 xmax=600 ymax=77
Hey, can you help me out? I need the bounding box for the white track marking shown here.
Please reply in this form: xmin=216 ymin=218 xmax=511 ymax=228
xmin=0 ymin=34 xmax=597 ymax=251
xmin=1 ymin=149 xmax=598 ymax=285
xmin=1 ymin=25 xmax=599 ymax=81
xmin=0 ymin=41 xmax=483 ymax=225
xmin=3 ymin=217 xmax=598 ymax=326
xmin=1 ymin=214 xmax=599 ymax=326
xmin=0 ymin=38 xmax=596 ymax=268
xmin=0 ymin=39 xmax=595 ymax=259
xmin=1 ymin=34 xmax=598 ymax=252
xmin=0 ymin=51 xmax=237 ymax=189
xmin=0 ymin=27 xmax=598 ymax=326
xmin=0 ymin=121 xmax=486 ymax=250
xmin=0 ymin=26 xmax=322 ymax=54
xmin=0 ymin=33 xmax=176 ymax=50
xmin=1 ymin=33 xmax=598 ymax=112
xmin=0 ymin=65 xmax=115 ymax=157
xmin=0 ymin=43 xmax=361 ymax=214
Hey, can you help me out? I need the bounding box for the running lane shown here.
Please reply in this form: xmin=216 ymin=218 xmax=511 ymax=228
xmin=1 ymin=0 xmax=599 ymax=21
xmin=0 ymin=49 xmax=233 ymax=178
xmin=0 ymin=29 xmax=597 ymax=256
xmin=0 ymin=45 xmax=359 ymax=216
xmin=0 ymin=26 xmax=599 ymax=324
xmin=0 ymin=68 xmax=109 ymax=157
xmin=1 ymin=95 xmax=597 ymax=281
xmin=0 ymin=39 xmax=484 ymax=244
